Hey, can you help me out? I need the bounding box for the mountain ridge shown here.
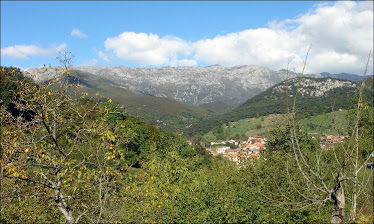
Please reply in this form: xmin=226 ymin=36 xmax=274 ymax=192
xmin=28 ymin=65 xmax=302 ymax=107
xmin=27 ymin=65 xmax=368 ymax=109
xmin=25 ymin=65 xmax=370 ymax=134
xmin=185 ymin=77 xmax=373 ymax=137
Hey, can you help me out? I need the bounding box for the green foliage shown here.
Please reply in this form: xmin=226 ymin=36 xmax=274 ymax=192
xmin=244 ymin=151 xmax=332 ymax=223
xmin=1 ymin=66 xmax=372 ymax=223
xmin=1 ymin=67 xmax=26 ymax=106
xmin=266 ymin=124 xmax=319 ymax=153
xmin=346 ymin=96 xmax=374 ymax=158
xmin=0 ymin=67 xmax=34 ymax=118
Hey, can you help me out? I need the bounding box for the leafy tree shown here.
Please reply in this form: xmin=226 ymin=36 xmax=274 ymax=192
xmin=0 ymin=67 xmax=28 ymax=109
xmin=1 ymin=53 xmax=129 ymax=223
xmin=270 ymin=53 xmax=374 ymax=223
xmin=0 ymin=66 xmax=35 ymax=120
xmin=266 ymin=124 xmax=319 ymax=153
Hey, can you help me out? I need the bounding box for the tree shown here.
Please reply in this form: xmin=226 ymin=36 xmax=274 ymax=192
xmin=1 ymin=51 xmax=128 ymax=223
xmin=282 ymin=50 xmax=373 ymax=223
xmin=266 ymin=124 xmax=319 ymax=153
xmin=0 ymin=66 xmax=35 ymax=119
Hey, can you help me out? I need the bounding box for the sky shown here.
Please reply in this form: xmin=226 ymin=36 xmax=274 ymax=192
xmin=1 ymin=1 xmax=373 ymax=75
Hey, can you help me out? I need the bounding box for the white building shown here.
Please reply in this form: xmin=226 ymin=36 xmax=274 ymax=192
xmin=216 ymin=146 xmax=230 ymax=154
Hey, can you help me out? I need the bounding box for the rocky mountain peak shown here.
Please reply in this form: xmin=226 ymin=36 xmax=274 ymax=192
xmin=270 ymin=77 xmax=357 ymax=98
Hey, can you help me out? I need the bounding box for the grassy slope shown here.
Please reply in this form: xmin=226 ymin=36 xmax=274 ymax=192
xmin=203 ymin=110 xmax=349 ymax=142
xmin=203 ymin=114 xmax=287 ymax=142
xmin=299 ymin=110 xmax=349 ymax=135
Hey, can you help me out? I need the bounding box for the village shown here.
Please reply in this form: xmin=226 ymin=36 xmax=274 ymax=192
xmin=205 ymin=135 xmax=266 ymax=165
xmin=205 ymin=134 xmax=348 ymax=165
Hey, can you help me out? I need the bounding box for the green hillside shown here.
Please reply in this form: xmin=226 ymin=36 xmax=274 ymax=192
xmin=299 ymin=110 xmax=349 ymax=135
xmin=187 ymin=77 xmax=373 ymax=137
xmin=203 ymin=110 xmax=349 ymax=142
xmin=203 ymin=114 xmax=286 ymax=142
xmin=66 ymin=71 xmax=209 ymax=132
xmin=199 ymin=101 xmax=237 ymax=114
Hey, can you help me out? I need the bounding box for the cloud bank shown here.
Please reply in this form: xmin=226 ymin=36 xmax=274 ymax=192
xmin=1 ymin=44 xmax=67 ymax=60
xmin=103 ymin=1 xmax=373 ymax=74
xmin=104 ymin=32 xmax=194 ymax=66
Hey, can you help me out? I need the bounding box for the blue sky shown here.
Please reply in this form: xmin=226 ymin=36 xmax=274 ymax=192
xmin=1 ymin=1 xmax=373 ymax=74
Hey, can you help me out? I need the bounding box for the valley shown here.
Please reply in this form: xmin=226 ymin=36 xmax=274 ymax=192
xmin=28 ymin=65 xmax=372 ymax=136
xmin=2 ymin=64 xmax=373 ymax=224
xmin=2 ymin=1 xmax=373 ymax=223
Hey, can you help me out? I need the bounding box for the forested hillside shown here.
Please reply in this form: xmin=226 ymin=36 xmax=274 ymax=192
xmin=186 ymin=77 xmax=374 ymax=137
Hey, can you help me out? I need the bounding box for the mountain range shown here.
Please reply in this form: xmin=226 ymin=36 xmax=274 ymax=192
xmin=26 ymin=65 xmax=371 ymax=134
xmin=29 ymin=65 xmax=368 ymax=107
xmin=29 ymin=65 xmax=305 ymax=106
xmin=70 ymin=65 xmax=302 ymax=107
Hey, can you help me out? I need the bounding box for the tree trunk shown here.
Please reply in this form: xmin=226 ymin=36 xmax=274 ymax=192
xmin=331 ymin=182 xmax=345 ymax=224
xmin=57 ymin=204 xmax=75 ymax=224
xmin=352 ymin=176 xmax=357 ymax=223
xmin=55 ymin=188 xmax=75 ymax=224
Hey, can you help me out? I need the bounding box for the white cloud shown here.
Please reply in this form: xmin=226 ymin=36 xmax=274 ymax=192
xmin=104 ymin=32 xmax=192 ymax=66
xmin=102 ymin=1 xmax=373 ymax=74
xmin=193 ymin=28 xmax=307 ymax=70
xmin=71 ymin=29 xmax=87 ymax=38
xmin=1 ymin=44 xmax=67 ymax=59
xmin=193 ymin=1 xmax=373 ymax=74
xmin=98 ymin=51 xmax=110 ymax=62
xmin=170 ymin=59 xmax=197 ymax=67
